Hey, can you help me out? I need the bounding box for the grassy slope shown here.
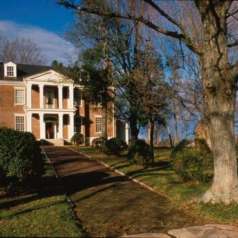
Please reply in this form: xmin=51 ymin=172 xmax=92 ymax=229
xmin=78 ymin=146 xmax=238 ymax=225
xmin=0 ymin=160 xmax=84 ymax=237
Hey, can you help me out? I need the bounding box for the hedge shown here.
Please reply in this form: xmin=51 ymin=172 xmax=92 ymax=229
xmin=0 ymin=128 xmax=44 ymax=184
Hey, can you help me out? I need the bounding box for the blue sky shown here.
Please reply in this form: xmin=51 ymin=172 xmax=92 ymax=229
xmin=0 ymin=0 xmax=78 ymax=65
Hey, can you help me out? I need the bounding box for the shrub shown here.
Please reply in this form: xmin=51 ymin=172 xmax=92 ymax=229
xmin=38 ymin=139 xmax=53 ymax=146
xmin=104 ymin=138 xmax=127 ymax=155
xmin=91 ymin=137 xmax=106 ymax=149
xmin=127 ymin=139 xmax=153 ymax=166
xmin=71 ymin=133 xmax=84 ymax=145
xmin=194 ymin=138 xmax=211 ymax=155
xmin=172 ymin=139 xmax=213 ymax=183
xmin=171 ymin=139 xmax=190 ymax=159
xmin=0 ymin=128 xmax=44 ymax=184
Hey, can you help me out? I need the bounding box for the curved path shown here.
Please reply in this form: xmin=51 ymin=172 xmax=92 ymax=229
xmin=43 ymin=146 xmax=207 ymax=237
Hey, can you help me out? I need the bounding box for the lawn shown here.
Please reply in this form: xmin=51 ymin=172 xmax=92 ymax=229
xmin=49 ymin=146 xmax=205 ymax=236
xmin=77 ymin=146 xmax=238 ymax=225
xmin=0 ymin=156 xmax=85 ymax=237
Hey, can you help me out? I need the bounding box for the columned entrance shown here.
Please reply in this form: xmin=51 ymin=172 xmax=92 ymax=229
xmin=45 ymin=115 xmax=58 ymax=139
xmin=27 ymin=111 xmax=75 ymax=142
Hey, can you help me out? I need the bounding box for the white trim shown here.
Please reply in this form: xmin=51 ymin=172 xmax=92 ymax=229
xmin=0 ymin=80 xmax=24 ymax=86
xmin=25 ymin=108 xmax=75 ymax=113
xmin=112 ymin=103 xmax=115 ymax=138
xmin=14 ymin=87 xmax=25 ymax=105
xmin=14 ymin=114 xmax=25 ymax=132
xmin=26 ymin=112 xmax=32 ymax=132
xmin=95 ymin=115 xmax=104 ymax=134
xmin=68 ymin=112 xmax=74 ymax=140
xmin=24 ymin=69 xmax=74 ymax=84
xmin=4 ymin=62 xmax=17 ymax=78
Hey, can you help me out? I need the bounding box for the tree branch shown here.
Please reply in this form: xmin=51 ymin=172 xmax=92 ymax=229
xmin=226 ymin=6 xmax=238 ymax=18
xmin=228 ymin=40 xmax=238 ymax=47
xmin=58 ymin=0 xmax=202 ymax=55
xmin=142 ymin=0 xmax=200 ymax=54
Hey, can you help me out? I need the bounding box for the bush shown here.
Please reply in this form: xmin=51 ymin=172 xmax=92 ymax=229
xmin=0 ymin=128 xmax=44 ymax=184
xmin=171 ymin=139 xmax=190 ymax=159
xmin=91 ymin=137 xmax=106 ymax=149
xmin=172 ymin=139 xmax=213 ymax=182
xmin=104 ymin=138 xmax=127 ymax=155
xmin=71 ymin=133 xmax=84 ymax=145
xmin=38 ymin=139 xmax=53 ymax=146
xmin=127 ymin=139 xmax=153 ymax=166
xmin=194 ymin=138 xmax=211 ymax=155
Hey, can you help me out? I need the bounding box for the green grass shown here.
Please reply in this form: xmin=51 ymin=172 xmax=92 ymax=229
xmin=77 ymin=146 xmax=238 ymax=225
xmin=0 ymin=158 xmax=84 ymax=237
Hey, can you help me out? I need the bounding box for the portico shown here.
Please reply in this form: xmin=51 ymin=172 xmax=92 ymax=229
xmin=24 ymin=70 xmax=75 ymax=142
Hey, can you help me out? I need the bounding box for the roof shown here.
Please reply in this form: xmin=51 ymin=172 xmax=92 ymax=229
xmin=0 ymin=62 xmax=51 ymax=81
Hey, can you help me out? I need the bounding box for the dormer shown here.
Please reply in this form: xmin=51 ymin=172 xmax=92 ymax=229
xmin=4 ymin=61 xmax=17 ymax=78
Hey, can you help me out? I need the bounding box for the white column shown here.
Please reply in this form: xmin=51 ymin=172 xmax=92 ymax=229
xmin=125 ymin=122 xmax=129 ymax=144
xmin=58 ymin=85 xmax=63 ymax=109
xmin=112 ymin=103 xmax=115 ymax=138
xmin=54 ymin=124 xmax=57 ymax=139
xmin=26 ymin=112 xmax=32 ymax=132
xmin=69 ymin=113 xmax=74 ymax=139
xmin=58 ymin=113 xmax=63 ymax=139
xmin=40 ymin=113 xmax=45 ymax=139
xmin=69 ymin=85 xmax=74 ymax=109
xmin=39 ymin=84 xmax=44 ymax=109
xmin=27 ymin=83 xmax=32 ymax=108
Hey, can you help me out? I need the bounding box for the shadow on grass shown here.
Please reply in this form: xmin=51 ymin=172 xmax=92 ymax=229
xmin=125 ymin=160 xmax=172 ymax=178
xmin=41 ymin=146 xmax=205 ymax=236
xmin=1 ymin=145 xmax=133 ymax=210
xmin=0 ymin=199 xmax=65 ymax=219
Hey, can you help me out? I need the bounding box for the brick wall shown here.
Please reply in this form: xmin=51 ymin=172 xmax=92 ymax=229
xmin=32 ymin=85 xmax=40 ymax=108
xmin=83 ymin=102 xmax=115 ymax=141
xmin=32 ymin=114 xmax=40 ymax=139
xmin=0 ymin=85 xmax=25 ymax=129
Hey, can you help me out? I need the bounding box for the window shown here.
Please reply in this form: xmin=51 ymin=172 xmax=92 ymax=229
xmin=7 ymin=66 xmax=14 ymax=77
xmin=15 ymin=116 xmax=25 ymax=131
xmin=4 ymin=62 xmax=17 ymax=78
xmin=15 ymin=89 xmax=25 ymax=105
xmin=96 ymin=117 xmax=104 ymax=133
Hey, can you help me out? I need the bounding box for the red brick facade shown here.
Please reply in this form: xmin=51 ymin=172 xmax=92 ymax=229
xmin=0 ymin=64 xmax=116 ymax=144
xmin=0 ymin=84 xmax=25 ymax=129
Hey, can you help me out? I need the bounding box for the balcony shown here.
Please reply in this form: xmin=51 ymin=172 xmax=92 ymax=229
xmin=28 ymin=84 xmax=80 ymax=110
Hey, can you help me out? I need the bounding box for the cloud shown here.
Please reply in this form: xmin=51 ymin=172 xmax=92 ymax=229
xmin=0 ymin=20 xmax=78 ymax=65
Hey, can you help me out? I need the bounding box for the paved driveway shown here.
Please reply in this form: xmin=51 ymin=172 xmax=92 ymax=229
xmin=43 ymin=146 xmax=202 ymax=237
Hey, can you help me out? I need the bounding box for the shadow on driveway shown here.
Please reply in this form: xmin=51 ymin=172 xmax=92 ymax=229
xmin=44 ymin=146 xmax=204 ymax=237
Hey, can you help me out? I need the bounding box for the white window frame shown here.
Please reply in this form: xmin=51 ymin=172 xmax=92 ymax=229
xmin=7 ymin=66 xmax=14 ymax=77
xmin=4 ymin=62 xmax=17 ymax=78
xmin=95 ymin=116 xmax=104 ymax=134
xmin=15 ymin=114 xmax=25 ymax=132
xmin=14 ymin=87 xmax=25 ymax=105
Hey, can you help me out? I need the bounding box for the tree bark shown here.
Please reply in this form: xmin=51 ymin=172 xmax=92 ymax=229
xmin=200 ymin=2 xmax=238 ymax=204
xmin=149 ymin=120 xmax=155 ymax=163
xmin=129 ymin=116 xmax=139 ymax=141
xmin=166 ymin=125 xmax=174 ymax=148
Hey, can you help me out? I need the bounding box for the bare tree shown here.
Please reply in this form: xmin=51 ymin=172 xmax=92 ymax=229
xmin=60 ymin=0 xmax=238 ymax=204
xmin=0 ymin=37 xmax=44 ymax=65
xmin=132 ymin=41 xmax=171 ymax=160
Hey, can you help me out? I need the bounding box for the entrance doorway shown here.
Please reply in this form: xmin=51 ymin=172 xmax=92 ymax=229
xmin=46 ymin=122 xmax=55 ymax=139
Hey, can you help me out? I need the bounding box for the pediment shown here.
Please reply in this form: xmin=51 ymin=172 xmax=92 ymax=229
xmin=24 ymin=69 xmax=73 ymax=83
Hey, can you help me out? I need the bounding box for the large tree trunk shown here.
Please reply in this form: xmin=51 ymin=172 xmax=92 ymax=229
xmin=149 ymin=119 xmax=155 ymax=163
xmin=129 ymin=116 xmax=139 ymax=141
xmin=200 ymin=2 xmax=238 ymax=204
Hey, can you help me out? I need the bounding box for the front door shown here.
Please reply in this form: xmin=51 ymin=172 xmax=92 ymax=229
xmin=46 ymin=122 xmax=54 ymax=139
